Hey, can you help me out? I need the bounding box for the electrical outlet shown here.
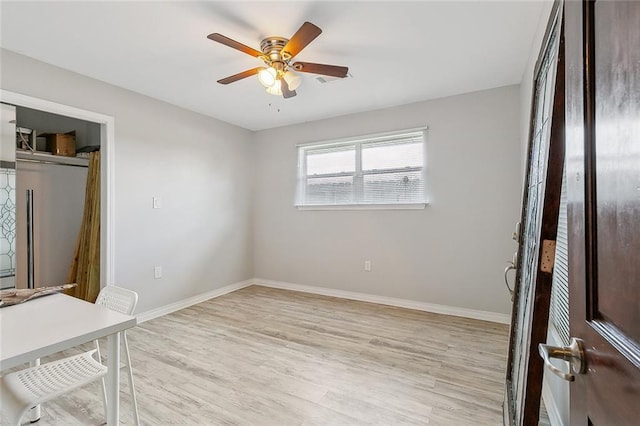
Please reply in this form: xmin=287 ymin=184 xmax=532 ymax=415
xmin=154 ymin=266 xmax=162 ymax=279
xmin=364 ymin=260 xmax=372 ymax=272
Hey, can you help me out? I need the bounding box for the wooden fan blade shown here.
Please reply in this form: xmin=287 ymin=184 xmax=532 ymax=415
xmin=217 ymin=67 xmax=263 ymax=85
xmin=292 ymin=62 xmax=348 ymax=78
xmin=282 ymin=22 xmax=322 ymax=58
xmin=207 ymin=33 xmax=264 ymax=58
xmin=281 ymin=78 xmax=297 ymax=99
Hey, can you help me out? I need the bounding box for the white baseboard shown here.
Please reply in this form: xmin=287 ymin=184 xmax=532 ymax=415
xmin=136 ymin=279 xmax=254 ymax=323
xmin=137 ymin=278 xmax=510 ymax=325
xmin=255 ymin=278 xmax=511 ymax=324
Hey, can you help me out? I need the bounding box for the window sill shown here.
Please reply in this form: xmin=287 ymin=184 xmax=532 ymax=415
xmin=296 ymin=203 xmax=428 ymax=211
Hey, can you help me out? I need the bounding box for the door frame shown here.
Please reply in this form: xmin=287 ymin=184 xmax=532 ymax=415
xmin=503 ymin=2 xmax=565 ymax=424
xmin=0 ymin=90 xmax=115 ymax=288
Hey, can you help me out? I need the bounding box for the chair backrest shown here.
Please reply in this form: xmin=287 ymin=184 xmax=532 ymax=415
xmin=95 ymin=286 xmax=138 ymax=315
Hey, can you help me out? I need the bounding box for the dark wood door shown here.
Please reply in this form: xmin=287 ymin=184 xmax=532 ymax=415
xmin=565 ymin=1 xmax=640 ymax=424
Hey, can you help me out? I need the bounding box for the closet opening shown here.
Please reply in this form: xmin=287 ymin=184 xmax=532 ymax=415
xmin=0 ymin=91 xmax=114 ymax=301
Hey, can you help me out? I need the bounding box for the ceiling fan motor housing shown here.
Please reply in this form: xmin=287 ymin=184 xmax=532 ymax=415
xmin=260 ymin=37 xmax=290 ymax=63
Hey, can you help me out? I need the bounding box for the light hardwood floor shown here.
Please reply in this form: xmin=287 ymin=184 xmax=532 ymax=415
xmin=16 ymin=286 xmax=510 ymax=425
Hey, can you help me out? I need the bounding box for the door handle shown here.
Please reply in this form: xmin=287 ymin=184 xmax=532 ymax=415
xmin=504 ymin=262 xmax=516 ymax=300
xmin=538 ymin=337 xmax=586 ymax=381
xmin=504 ymin=252 xmax=518 ymax=300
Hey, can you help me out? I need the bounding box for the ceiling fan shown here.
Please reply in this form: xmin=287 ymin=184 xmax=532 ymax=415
xmin=207 ymin=21 xmax=349 ymax=99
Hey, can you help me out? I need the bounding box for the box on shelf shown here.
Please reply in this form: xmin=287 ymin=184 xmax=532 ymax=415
xmin=16 ymin=127 xmax=35 ymax=150
xmin=42 ymin=131 xmax=76 ymax=157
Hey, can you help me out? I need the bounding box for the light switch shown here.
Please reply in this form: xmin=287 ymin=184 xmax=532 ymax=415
xmin=153 ymin=197 xmax=161 ymax=209
xmin=154 ymin=266 xmax=162 ymax=279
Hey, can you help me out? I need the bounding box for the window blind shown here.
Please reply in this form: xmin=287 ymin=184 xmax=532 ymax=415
xmin=550 ymin=167 xmax=570 ymax=345
xmin=296 ymin=130 xmax=426 ymax=207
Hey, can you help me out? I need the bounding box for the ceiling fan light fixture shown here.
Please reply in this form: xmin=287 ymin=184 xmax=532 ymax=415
xmin=283 ymin=70 xmax=302 ymax=90
xmin=209 ymin=21 xmax=349 ymax=99
xmin=266 ymin=80 xmax=282 ymax=96
xmin=258 ymin=67 xmax=277 ymax=87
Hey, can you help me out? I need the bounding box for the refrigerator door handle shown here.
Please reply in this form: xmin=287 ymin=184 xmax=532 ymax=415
xmin=26 ymin=189 xmax=34 ymax=290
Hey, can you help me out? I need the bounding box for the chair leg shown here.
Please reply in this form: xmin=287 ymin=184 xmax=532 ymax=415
xmin=95 ymin=339 xmax=108 ymax=420
xmin=0 ymin=381 xmax=28 ymax=426
xmin=122 ymin=331 xmax=140 ymax=426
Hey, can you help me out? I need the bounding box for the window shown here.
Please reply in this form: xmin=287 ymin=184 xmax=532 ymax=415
xmin=296 ymin=129 xmax=427 ymax=208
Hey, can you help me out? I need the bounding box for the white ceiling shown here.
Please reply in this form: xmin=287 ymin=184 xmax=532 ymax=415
xmin=0 ymin=1 xmax=547 ymax=131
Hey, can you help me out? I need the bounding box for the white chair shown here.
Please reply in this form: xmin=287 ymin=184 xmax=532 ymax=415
xmin=94 ymin=285 xmax=140 ymax=426
xmin=0 ymin=350 xmax=107 ymax=426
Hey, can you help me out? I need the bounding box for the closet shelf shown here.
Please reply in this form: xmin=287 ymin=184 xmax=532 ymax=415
xmin=16 ymin=149 xmax=89 ymax=167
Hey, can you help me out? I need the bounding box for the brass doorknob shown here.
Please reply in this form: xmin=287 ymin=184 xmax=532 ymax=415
xmin=538 ymin=337 xmax=586 ymax=381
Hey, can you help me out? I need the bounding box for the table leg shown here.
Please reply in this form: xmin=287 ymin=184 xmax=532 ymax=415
xmin=106 ymin=333 xmax=120 ymax=425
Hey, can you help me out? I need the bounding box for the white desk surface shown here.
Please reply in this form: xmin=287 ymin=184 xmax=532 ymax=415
xmin=0 ymin=293 xmax=137 ymax=370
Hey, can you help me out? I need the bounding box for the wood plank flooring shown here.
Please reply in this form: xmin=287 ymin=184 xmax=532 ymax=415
xmin=11 ymin=286 xmax=510 ymax=425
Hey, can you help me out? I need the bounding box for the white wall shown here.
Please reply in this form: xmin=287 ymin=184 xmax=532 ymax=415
xmin=1 ymin=49 xmax=254 ymax=313
xmin=1 ymin=49 xmax=525 ymax=318
xmin=252 ymin=85 xmax=521 ymax=315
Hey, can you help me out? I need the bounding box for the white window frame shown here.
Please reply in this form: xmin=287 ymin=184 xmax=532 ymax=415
xmin=296 ymin=127 xmax=428 ymax=210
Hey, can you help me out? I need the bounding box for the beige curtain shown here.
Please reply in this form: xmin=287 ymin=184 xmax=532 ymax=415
xmin=67 ymin=151 xmax=101 ymax=302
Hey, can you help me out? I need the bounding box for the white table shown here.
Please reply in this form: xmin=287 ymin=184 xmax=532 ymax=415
xmin=0 ymin=293 xmax=137 ymax=425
